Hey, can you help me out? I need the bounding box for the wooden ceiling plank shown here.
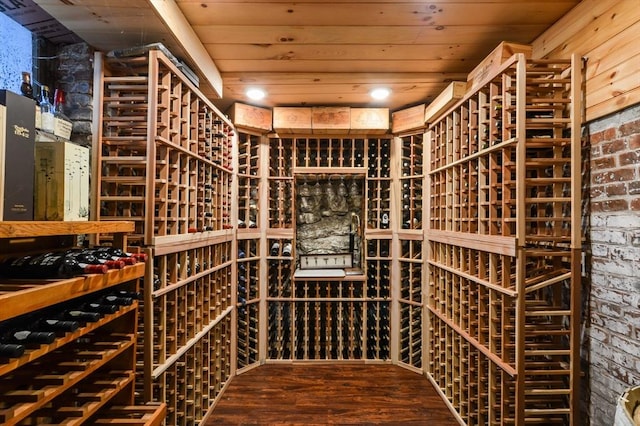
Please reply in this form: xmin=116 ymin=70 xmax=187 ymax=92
xmin=178 ymin=2 xmax=578 ymax=26
xmin=214 ymin=58 xmax=472 ymax=73
xmin=221 ymin=72 xmax=467 ymax=85
xmin=192 ymin=24 xmax=547 ymax=45
xmin=205 ymin=43 xmax=496 ymax=61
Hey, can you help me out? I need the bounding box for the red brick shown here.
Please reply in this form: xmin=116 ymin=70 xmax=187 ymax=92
xmin=630 ymin=198 xmax=640 ymax=211
xmin=592 ymin=156 xmax=616 ymax=170
xmin=605 ymin=183 xmax=627 ymax=196
xmin=592 ymin=168 xmax=636 ymax=184
xmin=592 ymin=199 xmax=629 ymax=212
xmin=629 ymin=181 xmax=640 ymax=195
xmin=590 ymin=127 xmax=618 ymax=144
xmin=591 ymin=185 xmax=605 ymax=198
xmin=620 ymin=118 xmax=640 ymax=137
xmin=629 ymin=134 xmax=640 ymax=150
xmin=601 ymin=139 xmax=627 ymax=155
xmin=619 ymin=150 xmax=640 ymax=166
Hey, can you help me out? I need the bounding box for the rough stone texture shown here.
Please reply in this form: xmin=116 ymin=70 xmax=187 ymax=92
xmin=56 ymin=43 xmax=94 ymax=147
xmin=585 ymin=102 xmax=640 ymax=426
xmin=296 ymin=178 xmax=364 ymax=268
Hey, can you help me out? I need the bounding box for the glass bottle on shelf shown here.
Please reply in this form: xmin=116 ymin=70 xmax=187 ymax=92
xmin=39 ymin=85 xmax=55 ymax=133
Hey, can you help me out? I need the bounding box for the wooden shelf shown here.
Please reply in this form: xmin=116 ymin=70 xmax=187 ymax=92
xmin=0 ymin=222 xmax=155 ymax=425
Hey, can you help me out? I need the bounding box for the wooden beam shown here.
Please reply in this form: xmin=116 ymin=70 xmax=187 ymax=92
xmin=148 ymin=0 xmax=223 ymax=98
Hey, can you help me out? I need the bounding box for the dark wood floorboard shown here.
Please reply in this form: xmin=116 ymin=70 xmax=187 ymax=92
xmin=205 ymin=364 xmax=459 ymax=425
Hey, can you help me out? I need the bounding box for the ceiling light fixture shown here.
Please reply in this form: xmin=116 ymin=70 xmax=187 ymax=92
xmin=246 ymin=88 xmax=266 ymax=101
xmin=370 ymin=88 xmax=391 ymax=101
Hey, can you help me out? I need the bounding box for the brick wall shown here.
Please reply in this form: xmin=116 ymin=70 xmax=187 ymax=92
xmin=586 ymin=102 xmax=640 ymax=425
xmin=57 ymin=42 xmax=94 ymax=146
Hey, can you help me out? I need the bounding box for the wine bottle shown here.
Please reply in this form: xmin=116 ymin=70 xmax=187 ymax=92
xmin=90 ymin=247 xmax=137 ymax=265
xmin=100 ymin=294 xmax=134 ymax=306
xmin=2 ymin=330 xmax=56 ymax=346
xmin=96 ymin=247 xmax=147 ymax=263
xmin=0 ymin=343 xmax=25 ymax=359
xmin=36 ymin=319 xmax=79 ymax=334
xmin=66 ymin=249 xmax=125 ymax=270
xmin=270 ymin=242 xmax=280 ymax=256
xmin=380 ymin=212 xmax=390 ymax=229
xmin=82 ymin=302 xmax=119 ymax=314
xmin=0 ymin=252 xmax=108 ymax=279
xmin=282 ymin=243 xmax=292 ymax=256
xmin=64 ymin=310 xmax=101 ymax=322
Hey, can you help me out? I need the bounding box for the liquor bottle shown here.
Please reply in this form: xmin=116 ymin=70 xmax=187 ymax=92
xmin=39 ymin=85 xmax=55 ymax=133
xmin=20 ymin=71 xmax=33 ymax=99
xmin=0 ymin=343 xmax=25 ymax=359
xmin=0 ymin=252 xmax=108 ymax=279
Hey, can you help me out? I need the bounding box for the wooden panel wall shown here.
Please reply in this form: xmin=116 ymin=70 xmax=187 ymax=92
xmin=532 ymin=0 xmax=640 ymax=121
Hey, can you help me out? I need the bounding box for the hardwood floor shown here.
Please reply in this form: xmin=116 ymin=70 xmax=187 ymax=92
xmin=205 ymin=363 xmax=459 ymax=425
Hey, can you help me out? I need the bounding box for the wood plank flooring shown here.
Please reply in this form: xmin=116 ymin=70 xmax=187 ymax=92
xmin=205 ymin=363 xmax=459 ymax=425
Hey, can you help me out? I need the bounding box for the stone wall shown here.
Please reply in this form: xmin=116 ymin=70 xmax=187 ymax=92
xmin=585 ymin=102 xmax=640 ymax=425
xmin=56 ymin=42 xmax=94 ymax=146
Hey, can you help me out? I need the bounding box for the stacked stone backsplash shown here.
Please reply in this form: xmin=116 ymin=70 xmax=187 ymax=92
xmin=56 ymin=42 xmax=94 ymax=146
xmin=585 ymin=102 xmax=640 ymax=425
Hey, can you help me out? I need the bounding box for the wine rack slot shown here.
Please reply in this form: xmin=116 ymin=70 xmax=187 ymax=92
xmin=237 ymin=131 xmax=261 ymax=230
xmin=91 ymin=403 xmax=166 ymax=425
xmin=366 ymin=138 xmax=392 ymax=230
xmin=96 ymin=49 xmax=234 ymax=247
xmin=0 ymin=222 xmax=160 ymax=425
xmin=152 ymin=314 xmax=232 ymax=426
xmin=143 ymin=238 xmax=233 ymax=422
xmin=237 ymin=238 xmax=260 ymax=370
xmin=294 ymin=137 xmax=365 ymax=168
xmin=426 ymin=54 xmax=582 ymax=424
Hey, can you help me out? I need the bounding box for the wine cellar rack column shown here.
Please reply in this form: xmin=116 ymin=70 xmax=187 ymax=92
xmin=364 ymin=137 xmax=393 ymax=361
xmin=94 ymin=49 xmax=235 ymax=426
xmin=397 ymin=132 xmax=425 ymax=370
xmin=425 ymin=54 xmax=582 ymax=425
xmin=0 ymin=222 xmax=165 ymax=425
xmin=236 ymin=129 xmax=263 ymax=370
xmin=265 ymin=136 xmax=295 ymax=361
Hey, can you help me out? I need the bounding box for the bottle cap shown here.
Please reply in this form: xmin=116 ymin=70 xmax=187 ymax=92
xmin=104 ymin=260 xmax=125 ymax=270
xmin=85 ymin=264 xmax=109 ymax=274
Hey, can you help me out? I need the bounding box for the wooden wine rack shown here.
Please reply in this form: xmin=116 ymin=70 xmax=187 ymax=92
xmin=0 ymin=222 xmax=165 ymax=425
xmin=95 ymin=49 xmax=234 ymax=247
xmin=94 ymin=48 xmax=236 ymax=425
xmin=259 ymin=136 xmax=400 ymax=362
xmin=141 ymin=236 xmax=233 ymax=424
xmin=236 ymin=238 xmax=260 ymax=370
xmin=152 ymin=314 xmax=232 ymax=426
xmin=425 ymin=54 xmax=582 ymax=424
xmin=237 ymin=132 xmax=260 ymax=229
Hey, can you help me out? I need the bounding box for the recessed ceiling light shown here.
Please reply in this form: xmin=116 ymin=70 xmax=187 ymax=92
xmin=246 ymin=88 xmax=266 ymax=100
xmin=370 ymin=88 xmax=391 ymax=100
